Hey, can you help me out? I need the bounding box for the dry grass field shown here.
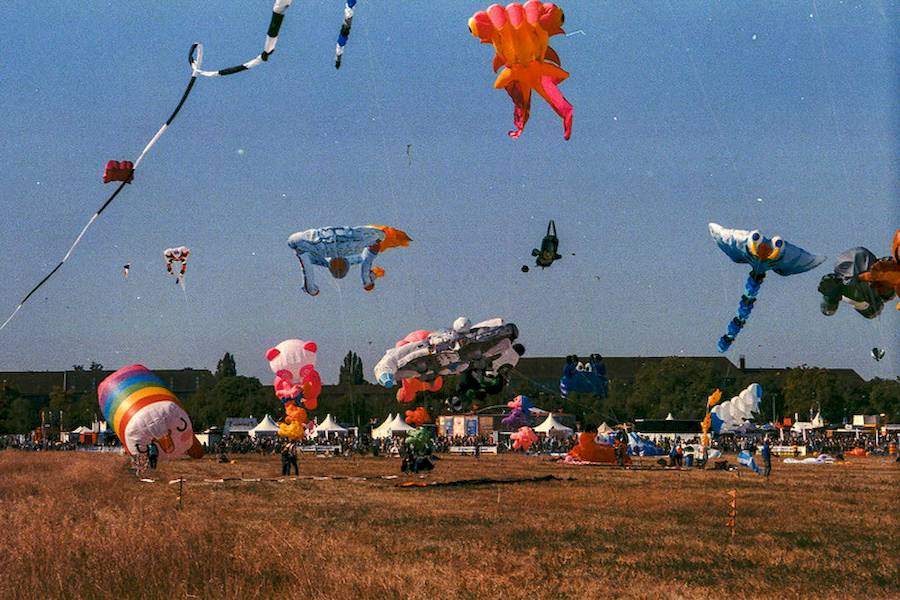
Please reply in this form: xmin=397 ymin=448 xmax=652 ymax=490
xmin=1 ymin=450 xmax=896 ymax=600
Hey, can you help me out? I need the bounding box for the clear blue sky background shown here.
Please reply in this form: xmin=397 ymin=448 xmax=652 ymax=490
xmin=0 ymin=1 xmax=896 ymax=383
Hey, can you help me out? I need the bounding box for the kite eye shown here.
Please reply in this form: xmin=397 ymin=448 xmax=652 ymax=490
xmin=750 ymin=231 xmax=761 ymax=242
xmin=176 ymin=418 xmax=188 ymax=432
xmin=770 ymin=236 xmax=784 ymax=259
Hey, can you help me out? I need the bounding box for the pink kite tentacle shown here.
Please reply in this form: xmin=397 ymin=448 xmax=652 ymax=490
xmin=536 ymin=75 xmax=573 ymax=140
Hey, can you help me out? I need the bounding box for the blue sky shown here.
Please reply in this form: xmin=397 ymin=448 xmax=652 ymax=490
xmin=0 ymin=1 xmax=896 ymax=383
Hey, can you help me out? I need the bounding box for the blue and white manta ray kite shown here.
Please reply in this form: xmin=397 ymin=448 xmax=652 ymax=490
xmin=709 ymin=223 xmax=825 ymax=352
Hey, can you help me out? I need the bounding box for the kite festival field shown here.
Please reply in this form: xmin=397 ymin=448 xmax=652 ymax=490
xmin=1 ymin=452 xmax=896 ymax=600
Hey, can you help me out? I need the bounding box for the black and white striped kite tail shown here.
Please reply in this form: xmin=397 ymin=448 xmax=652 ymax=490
xmin=334 ymin=0 xmax=358 ymax=69
xmin=191 ymin=0 xmax=294 ymax=77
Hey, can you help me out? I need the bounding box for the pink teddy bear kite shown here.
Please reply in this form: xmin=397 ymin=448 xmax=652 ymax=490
xmin=511 ymin=426 xmax=538 ymax=452
xmin=265 ymin=339 xmax=321 ymax=410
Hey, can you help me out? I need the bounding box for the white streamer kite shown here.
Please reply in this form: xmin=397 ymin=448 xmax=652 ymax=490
xmin=0 ymin=1 xmax=295 ymax=332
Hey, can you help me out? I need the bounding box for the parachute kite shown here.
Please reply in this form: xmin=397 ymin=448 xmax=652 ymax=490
xmin=98 ymin=365 xmax=204 ymax=459
xmin=266 ymin=339 xmax=322 ymax=440
xmin=469 ymin=2 xmax=573 ymax=140
xmin=859 ymin=230 xmax=900 ymax=312
xmin=818 ymin=247 xmax=896 ymax=319
xmin=0 ymin=0 xmax=295 ymax=332
xmin=374 ymin=317 xmax=525 ymax=405
xmin=405 ymin=406 xmax=431 ymax=427
xmin=559 ymin=354 xmax=608 ymax=398
xmin=103 ymin=160 xmax=134 ymax=184
xmin=511 ymin=426 xmax=537 ymax=451
xmin=288 ymin=225 xmax=411 ymax=296
xmin=710 ymin=223 xmax=825 ymax=352
xmin=164 ymin=246 xmax=190 ymax=285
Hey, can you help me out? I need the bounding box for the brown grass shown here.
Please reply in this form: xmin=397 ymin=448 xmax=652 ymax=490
xmin=0 ymin=451 xmax=897 ymax=600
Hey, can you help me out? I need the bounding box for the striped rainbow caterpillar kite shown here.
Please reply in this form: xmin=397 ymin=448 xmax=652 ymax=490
xmin=99 ymin=365 xmax=203 ymax=459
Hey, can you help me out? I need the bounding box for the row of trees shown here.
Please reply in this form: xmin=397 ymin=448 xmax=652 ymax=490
xmin=1 ymin=354 xmax=897 ymax=434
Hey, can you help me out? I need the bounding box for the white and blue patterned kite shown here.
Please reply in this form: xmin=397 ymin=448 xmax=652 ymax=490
xmin=709 ymin=223 xmax=825 ymax=352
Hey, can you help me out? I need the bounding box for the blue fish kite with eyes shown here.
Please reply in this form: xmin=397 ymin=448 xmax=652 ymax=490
xmin=709 ymin=223 xmax=825 ymax=352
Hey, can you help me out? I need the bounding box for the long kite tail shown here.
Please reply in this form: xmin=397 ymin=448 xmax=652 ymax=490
xmin=717 ymin=271 xmax=766 ymax=352
xmin=0 ymin=0 xmax=295 ymax=333
xmin=334 ymin=0 xmax=358 ymax=69
xmin=191 ymin=0 xmax=294 ymax=77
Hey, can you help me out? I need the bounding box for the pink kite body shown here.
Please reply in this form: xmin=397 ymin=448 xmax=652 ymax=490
xmin=511 ymin=426 xmax=538 ymax=451
xmin=469 ymin=2 xmax=573 ymax=140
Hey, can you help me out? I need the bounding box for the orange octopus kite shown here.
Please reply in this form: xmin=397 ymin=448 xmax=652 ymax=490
xmin=469 ymin=2 xmax=574 ymax=140
xmin=860 ymin=230 xmax=900 ymax=311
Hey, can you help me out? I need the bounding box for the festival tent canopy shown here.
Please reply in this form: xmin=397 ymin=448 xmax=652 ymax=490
xmin=371 ymin=414 xmax=394 ymax=438
xmin=597 ymin=422 xmax=612 ymax=435
xmin=373 ymin=414 xmax=416 ymax=438
xmin=314 ymin=414 xmax=349 ymax=436
xmin=665 ymin=413 xmax=675 ymax=420
xmin=534 ymin=414 xmax=574 ymax=436
xmin=249 ymin=414 xmax=280 ymax=438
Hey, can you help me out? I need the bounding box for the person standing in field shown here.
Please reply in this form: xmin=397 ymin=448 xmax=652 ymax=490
xmin=147 ymin=441 xmax=159 ymax=469
xmin=761 ymin=438 xmax=772 ymax=478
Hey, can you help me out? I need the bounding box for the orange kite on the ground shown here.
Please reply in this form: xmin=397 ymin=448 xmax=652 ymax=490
xmin=469 ymin=2 xmax=573 ymax=140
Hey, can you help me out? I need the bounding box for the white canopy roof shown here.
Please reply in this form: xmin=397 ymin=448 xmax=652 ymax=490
xmin=371 ymin=414 xmax=394 ymax=438
xmin=374 ymin=414 xmax=415 ymax=438
xmin=314 ymin=414 xmax=349 ymax=435
xmin=597 ymin=422 xmax=612 ymax=434
xmin=533 ymin=414 xmax=573 ymax=435
xmin=249 ymin=414 xmax=280 ymax=437
xmin=72 ymin=426 xmax=91 ymax=434
xmin=665 ymin=412 xmax=675 ymax=421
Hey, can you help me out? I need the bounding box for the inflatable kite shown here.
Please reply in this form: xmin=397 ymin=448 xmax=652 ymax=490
xmin=374 ymin=317 xmax=525 ymax=404
xmin=469 ymin=2 xmax=573 ymax=140
xmin=266 ymin=339 xmax=322 ymax=439
xmin=559 ymin=354 xmax=608 ymax=398
xmin=737 ymin=450 xmax=761 ymax=474
xmin=523 ymin=220 xmax=562 ymax=273
xmin=0 ymin=1 xmax=295 ymax=332
xmin=710 ymin=223 xmax=825 ymax=352
xmin=123 ymin=263 xmax=130 ymax=279
xmin=334 ymin=0 xmax=357 ymax=68
xmin=818 ymin=247 xmax=896 ymax=319
xmin=565 ymin=432 xmax=627 ymax=465
xmin=405 ymin=406 xmax=431 ymax=427
xmin=859 ymin=230 xmax=900 ymax=312
xmin=288 ymin=225 xmax=411 ymax=296
xmin=390 ymin=331 xmax=444 ymax=403
xmin=502 ymin=395 xmax=533 ymax=428
xmin=164 ymin=246 xmax=190 ymax=285
xmin=511 ymin=426 xmax=537 ymax=451
xmin=98 ymin=365 xmax=203 ymax=459
xmin=710 ymin=384 xmax=761 ymax=434
xmin=871 ymin=347 xmax=886 ymax=362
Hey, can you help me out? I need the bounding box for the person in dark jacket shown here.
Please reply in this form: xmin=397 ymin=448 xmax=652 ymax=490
xmin=761 ymin=438 xmax=772 ymax=478
xmin=147 ymin=441 xmax=159 ymax=469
